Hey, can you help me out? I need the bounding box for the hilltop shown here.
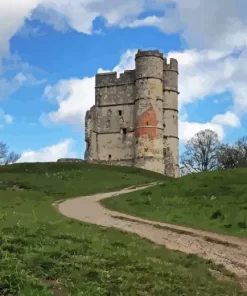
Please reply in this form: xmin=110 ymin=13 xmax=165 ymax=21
xmin=0 ymin=162 xmax=246 ymax=295
xmin=104 ymin=167 xmax=247 ymax=237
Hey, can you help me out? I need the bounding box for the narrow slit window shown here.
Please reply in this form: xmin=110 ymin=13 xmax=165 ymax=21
xmin=108 ymin=154 xmax=111 ymax=159
xmin=118 ymin=110 xmax=122 ymax=116
xmin=146 ymin=121 xmax=149 ymax=126
xmin=121 ymin=128 xmax=127 ymax=134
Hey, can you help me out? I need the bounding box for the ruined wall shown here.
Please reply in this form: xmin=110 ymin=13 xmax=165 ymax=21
xmin=84 ymin=106 xmax=98 ymax=161
xmin=85 ymin=70 xmax=136 ymax=166
xmin=96 ymin=104 xmax=134 ymax=163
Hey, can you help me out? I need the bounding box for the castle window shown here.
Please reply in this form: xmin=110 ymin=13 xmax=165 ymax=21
xmin=121 ymin=128 xmax=127 ymax=134
xmin=146 ymin=121 xmax=149 ymax=126
xmin=118 ymin=110 xmax=122 ymax=116
xmin=108 ymin=154 xmax=111 ymax=159
xmin=106 ymin=120 xmax=110 ymax=128
xmin=163 ymin=147 xmax=170 ymax=156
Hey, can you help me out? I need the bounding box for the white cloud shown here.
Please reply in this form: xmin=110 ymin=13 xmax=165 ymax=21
xmin=127 ymin=0 xmax=247 ymax=53
xmin=165 ymin=48 xmax=247 ymax=118
xmin=179 ymin=120 xmax=225 ymax=143
xmin=0 ymin=108 xmax=13 ymax=126
xmin=16 ymin=23 xmax=46 ymax=38
xmin=0 ymin=0 xmax=40 ymax=59
xmin=18 ymin=138 xmax=75 ymax=162
xmin=112 ymin=50 xmax=136 ymax=73
xmin=211 ymin=111 xmax=241 ymax=128
xmin=4 ymin=114 xmax=13 ymax=124
xmin=32 ymin=0 xmax=147 ymax=33
xmin=0 ymin=70 xmax=47 ymax=100
xmin=41 ymin=50 xmax=137 ymax=128
xmin=179 ymin=111 xmax=241 ymax=142
xmin=0 ymin=0 xmax=150 ymax=62
xmin=0 ymin=0 xmax=147 ymax=98
xmin=0 ymin=0 xmax=243 ymax=61
xmin=14 ymin=72 xmax=28 ymax=84
xmin=41 ymin=77 xmax=95 ymax=129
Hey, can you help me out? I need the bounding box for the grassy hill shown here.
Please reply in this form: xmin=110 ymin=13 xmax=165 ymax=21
xmin=0 ymin=162 xmax=245 ymax=295
xmin=104 ymin=167 xmax=247 ymax=238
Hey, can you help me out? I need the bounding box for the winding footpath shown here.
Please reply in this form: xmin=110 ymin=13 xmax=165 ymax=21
xmin=54 ymin=183 xmax=247 ymax=289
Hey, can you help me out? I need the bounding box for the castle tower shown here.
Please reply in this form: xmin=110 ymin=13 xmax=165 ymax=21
xmin=133 ymin=50 xmax=164 ymax=174
xmin=163 ymin=57 xmax=179 ymax=177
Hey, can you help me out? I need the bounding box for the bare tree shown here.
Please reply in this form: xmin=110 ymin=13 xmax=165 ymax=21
xmin=236 ymin=136 xmax=247 ymax=155
xmin=0 ymin=141 xmax=20 ymax=165
xmin=179 ymin=165 xmax=187 ymax=176
xmin=236 ymin=136 xmax=247 ymax=167
xmin=181 ymin=129 xmax=220 ymax=173
xmin=217 ymin=136 xmax=247 ymax=169
xmin=217 ymin=144 xmax=241 ymax=169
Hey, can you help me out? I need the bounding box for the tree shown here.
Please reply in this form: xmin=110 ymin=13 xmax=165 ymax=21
xmin=181 ymin=129 xmax=220 ymax=173
xmin=217 ymin=144 xmax=241 ymax=169
xmin=179 ymin=165 xmax=189 ymax=176
xmin=217 ymin=136 xmax=247 ymax=169
xmin=236 ymin=136 xmax=247 ymax=167
xmin=0 ymin=141 xmax=20 ymax=165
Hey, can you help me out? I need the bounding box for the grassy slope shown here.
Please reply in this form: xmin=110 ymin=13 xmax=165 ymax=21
xmin=0 ymin=162 xmax=245 ymax=295
xmin=104 ymin=168 xmax=247 ymax=238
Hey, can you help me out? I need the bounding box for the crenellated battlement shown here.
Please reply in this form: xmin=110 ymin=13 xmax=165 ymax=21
xmin=95 ymin=70 xmax=136 ymax=87
xmin=135 ymin=49 xmax=163 ymax=60
xmin=163 ymin=58 xmax=178 ymax=72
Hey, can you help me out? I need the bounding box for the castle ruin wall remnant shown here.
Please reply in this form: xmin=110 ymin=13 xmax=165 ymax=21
xmin=84 ymin=49 xmax=179 ymax=177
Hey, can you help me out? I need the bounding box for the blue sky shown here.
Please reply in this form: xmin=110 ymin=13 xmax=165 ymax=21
xmin=0 ymin=0 xmax=246 ymax=162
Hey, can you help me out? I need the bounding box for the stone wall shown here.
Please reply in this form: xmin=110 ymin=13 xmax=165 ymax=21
xmin=84 ymin=49 xmax=179 ymax=177
xmin=57 ymin=158 xmax=85 ymax=163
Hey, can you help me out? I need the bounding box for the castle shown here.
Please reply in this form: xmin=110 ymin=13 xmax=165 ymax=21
xmin=84 ymin=49 xmax=179 ymax=177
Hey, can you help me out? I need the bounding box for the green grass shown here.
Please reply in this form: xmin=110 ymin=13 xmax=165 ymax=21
xmin=103 ymin=168 xmax=247 ymax=238
xmin=0 ymin=162 xmax=246 ymax=295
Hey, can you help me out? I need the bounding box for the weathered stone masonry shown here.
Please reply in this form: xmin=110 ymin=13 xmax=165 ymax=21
xmin=85 ymin=49 xmax=179 ymax=177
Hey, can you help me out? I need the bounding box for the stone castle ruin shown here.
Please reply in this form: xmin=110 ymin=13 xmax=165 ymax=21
xmin=84 ymin=49 xmax=179 ymax=177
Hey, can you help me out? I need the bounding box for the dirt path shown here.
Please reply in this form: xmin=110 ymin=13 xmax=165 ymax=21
xmin=54 ymin=183 xmax=247 ymax=289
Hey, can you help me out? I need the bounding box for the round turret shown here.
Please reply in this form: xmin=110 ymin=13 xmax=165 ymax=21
xmin=133 ymin=50 xmax=164 ymax=174
xmin=163 ymin=57 xmax=179 ymax=177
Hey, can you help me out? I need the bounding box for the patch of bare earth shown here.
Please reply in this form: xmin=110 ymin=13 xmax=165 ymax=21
xmin=42 ymin=279 xmax=69 ymax=296
xmin=54 ymin=184 xmax=247 ymax=290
